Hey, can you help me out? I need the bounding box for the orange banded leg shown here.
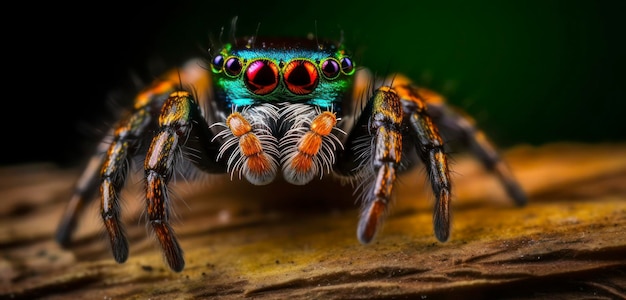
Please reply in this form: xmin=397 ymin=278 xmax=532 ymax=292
xmin=358 ymin=87 xmax=404 ymax=243
xmin=428 ymin=101 xmax=527 ymax=206
xmin=143 ymin=91 xmax=201 ymax=272
xmin=56 ymin=64 xmax=199 ymax=249
xmin=282 ymin=111 xmax=338 ymax=185
xmin=100 ymin=108 xmax=153 ymax=263
xmin=399 ymin=83 xmax=526 ymax=206
xmin=405 ymin=96 xmax=452 ymax=242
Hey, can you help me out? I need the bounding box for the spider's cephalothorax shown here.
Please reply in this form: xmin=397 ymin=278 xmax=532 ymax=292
xmin=56 ymin=32 xmax=527 ymax=272
xmin=207 ymin=37 xmax=357 ymax=186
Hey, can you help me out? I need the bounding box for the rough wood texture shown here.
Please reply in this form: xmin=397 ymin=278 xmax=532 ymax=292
xmin=1 ymin=142 xmax=625 ymax=299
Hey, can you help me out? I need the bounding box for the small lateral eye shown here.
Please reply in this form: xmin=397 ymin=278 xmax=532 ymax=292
xmin=340 ymin=57 xmax=355 ymax=75
xmin=320 ymin=58 xmax=340 ymax=79
xmin=244 ymin=60 xmax=279 ymax=95
xmin=211 ymin=55 xmax=224 ymax=73
xmin=283 ymin=60 xmax=319 ymax=95
xmin=224 ymin=57 xmax=243 ymax=77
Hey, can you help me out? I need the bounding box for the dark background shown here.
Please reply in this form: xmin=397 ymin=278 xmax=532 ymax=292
xmin=7 ymin=0 xmax=625 ymax=167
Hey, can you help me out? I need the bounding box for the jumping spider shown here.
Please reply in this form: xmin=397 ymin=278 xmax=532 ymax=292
xmin=56 ymin=24 xmax=526 ymax=272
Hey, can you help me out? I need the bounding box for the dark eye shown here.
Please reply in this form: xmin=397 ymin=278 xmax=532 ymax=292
xmin=321 ymin=58 xmax=340 ymax=79
xmin=211 ymin=55 xmax=224 ymax=72
xmin=224 ymin=57 xmax=243 ymax=77
xmin=283 ymin=60 xmax=319 ymax=95
xmin=340 ymin=57 xmax=354 ymax=75
xmin=244 ymin=60 xmax=279 ymax=95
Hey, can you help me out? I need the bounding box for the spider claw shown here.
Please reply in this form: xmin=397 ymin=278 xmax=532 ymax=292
xmin=57 ymin=191 xmax=95 ymax=247
xmin=500 ymin=173 xmax=527 ymax=206
xmin=152 ymin=222 xmax=185 ymax=272
xmin=55 ymin=217 xmax=76 ymax=247
xmin=506 ymin=183 xmax=528 ymax=207
xmin=433 ymin=189 xmax=451 ymax=242
xmin=492 ymin=161 xmax=527 ymax=206
xmin=112 ymin=238 xmax=129 ymax=263
xmin=357 ymin=198 xmax=387 ymax=244
xmin=103 ymin=217 xmax=129 ymax=263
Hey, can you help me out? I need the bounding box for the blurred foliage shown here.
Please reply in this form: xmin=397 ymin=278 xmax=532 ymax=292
xmin=12 ymin=0 xmax=625 ymax=166
xmin=143 ymin=0 xmax=626 ymax=147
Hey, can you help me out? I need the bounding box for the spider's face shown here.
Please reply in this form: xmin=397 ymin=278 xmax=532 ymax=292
xmin=209 ymin=38 xmax=355 ymax=110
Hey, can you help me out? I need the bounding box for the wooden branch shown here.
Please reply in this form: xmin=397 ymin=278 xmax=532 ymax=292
xmin=1 ymin=142 xmax=625 ymax=299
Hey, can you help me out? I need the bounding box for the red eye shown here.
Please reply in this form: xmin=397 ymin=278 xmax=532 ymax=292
xmin=244 ymin=60 xmax=279 ymax=95
xmin=321 ymin=58 xmax=340 ymax=79
xmin=283 ymin=60 xmax=319 ymax=95
xmin=224 ymin=57 xmax=243 ymax=76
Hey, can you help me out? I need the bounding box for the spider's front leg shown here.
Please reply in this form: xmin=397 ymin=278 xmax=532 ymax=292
xmin=351 ymin=86 xmax=434 ymax=243
xmin=402 ymin=90 xmax=453 ymax=242
xmin=78 ymin=100 xmax=159 ymax=265
xmin=143 ymin=90 xmax=222 ymax=272
xmin=100 ymin=108 xmax=155 ymax=264
xmin=56 ymin=81 xmax=178 ymax=262
xmin=344 ymin=84 xmax=452 ymax=243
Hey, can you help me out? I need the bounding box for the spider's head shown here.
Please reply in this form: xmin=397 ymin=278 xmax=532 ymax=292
xmin=209 ymin=37 xmax=355 ymax=110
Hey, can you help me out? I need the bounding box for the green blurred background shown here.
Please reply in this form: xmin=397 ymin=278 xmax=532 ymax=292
xmin=10 ymin=0 xmax=625 ymax=166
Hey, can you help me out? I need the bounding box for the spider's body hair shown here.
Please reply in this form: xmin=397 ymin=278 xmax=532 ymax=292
xmin=56 ymin=18 xmax=527 ymax=273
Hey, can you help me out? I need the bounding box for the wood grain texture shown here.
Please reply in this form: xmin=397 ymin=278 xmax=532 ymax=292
xmin=1 ymin=142 xmax=625 ymax=299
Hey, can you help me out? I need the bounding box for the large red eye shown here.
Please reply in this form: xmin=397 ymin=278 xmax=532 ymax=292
xmin=244 ymin=60 xmax=279 ymax=95
xmin=283 ymin=60 xmax=319 ymax=95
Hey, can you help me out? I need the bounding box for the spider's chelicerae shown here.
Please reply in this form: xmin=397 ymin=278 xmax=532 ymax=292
xmin=56 ymin=27 xmax=526 ymax=272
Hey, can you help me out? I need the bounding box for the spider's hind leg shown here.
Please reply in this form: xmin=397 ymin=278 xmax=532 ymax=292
xmin=416 ymin=88 xmax=527 ymax=206
xmin=55 ymin=135 xmax=110 ymax=246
